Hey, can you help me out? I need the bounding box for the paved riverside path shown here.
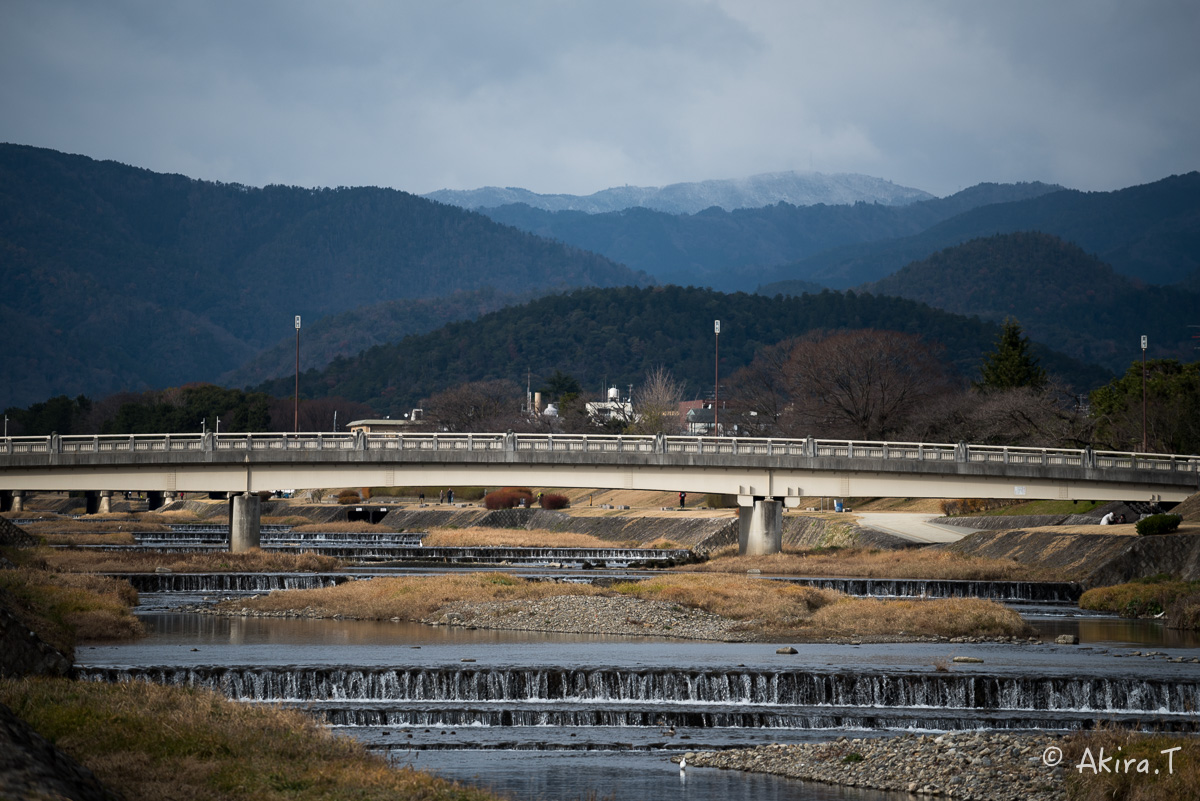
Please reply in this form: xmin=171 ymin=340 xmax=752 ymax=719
xmin=853 ymin=513 xmax=975 ymax=544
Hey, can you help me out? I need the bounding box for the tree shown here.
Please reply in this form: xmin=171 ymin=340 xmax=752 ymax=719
xmin=782 ymin=329 xmax=954 ymax=440
xmin=629 ymin=366 xmax=685 ymax=434
xmin=1090 ymin=359 xmax=1200 ymax=453
xmin=540 ymin=370 xmax=581 ymax=401
xmin=976 ymin=318 xmax=1048 ymax=391
xmin=423 ymin=380 xmax=523 ymax=432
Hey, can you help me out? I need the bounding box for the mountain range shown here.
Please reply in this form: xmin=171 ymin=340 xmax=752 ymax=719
xmin=424 ymin=171 xmax=934 ymax=215
xmin=863 ymin=232 xmax=1200 ymax=373
xmin=4 ymin=143 xmax=1198 ymax=416
xmin=759 ymin=172 xmax=1200 ymax=290
xmin=479 ymin=182 xmax=1064 ymax=290
xmin=0 ymin=144 xmax=645 ymax=408
xmin=251 ymin=285 xmax=1111 ymax=418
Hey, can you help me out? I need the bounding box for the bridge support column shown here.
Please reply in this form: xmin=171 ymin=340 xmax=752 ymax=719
xmin=230 ymin=493 xmax=261 ymax=553
xmin=164 ymin=491 xmax=177 ymax=505
xmin=738 ymin=499 xmax=782 ymax=556
xmin=7 ymin=491 xmax=22 ymax=513
xmin=97 ymin=490 xmax=113 ymax=515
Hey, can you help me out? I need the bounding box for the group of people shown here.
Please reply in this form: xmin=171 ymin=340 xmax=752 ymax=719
xmin=1099 ymin=511 xmax=1128 ymax=525
xmin=437 ymin=488 xmax=455 ymax=504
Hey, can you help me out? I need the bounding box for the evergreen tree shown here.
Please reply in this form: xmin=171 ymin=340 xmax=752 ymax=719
xmin=975 ymin=318 xmax=1048 ymax=391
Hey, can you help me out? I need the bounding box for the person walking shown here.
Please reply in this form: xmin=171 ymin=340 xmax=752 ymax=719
xmin=679 ymin=491 xmax=686 ymax=508
xmin=439 ymin=489 xmax=445 ymax=504
xmin=447 ymin=488 xmax=454 ymax=504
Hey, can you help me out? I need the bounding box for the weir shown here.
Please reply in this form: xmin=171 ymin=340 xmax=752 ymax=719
xmin=77 ymin=664 xmax=1200 ymax=735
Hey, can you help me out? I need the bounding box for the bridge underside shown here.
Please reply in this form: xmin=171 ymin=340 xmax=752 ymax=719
xmin=0 ymin=462 xmax=1188 ymax=503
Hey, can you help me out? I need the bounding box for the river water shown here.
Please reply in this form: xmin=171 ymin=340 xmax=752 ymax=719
xmin=78 ymin=603 xmax=1200 ymax=801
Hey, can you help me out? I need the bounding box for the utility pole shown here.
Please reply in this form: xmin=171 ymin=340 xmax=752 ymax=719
xmin=294 ymin=315 xmax=301 ymax=433
xmin=714 ymin=319 xmax=721 ymax=436
xmin=1141 ymin=335 xmax=1147 ymax=452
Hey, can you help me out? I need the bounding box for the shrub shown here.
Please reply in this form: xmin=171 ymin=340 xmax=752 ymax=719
xmin=540 ymin=493 xmax=569 ymax=510
xmin=484 ymin=487 xmax=534 ymax=510
xmin=1167 ymin=593 xmax=1200 ymax=631
xmin=1136 ymin=513 xmax=1183 ymax=536
xmin=939 ymin=498 xmax=1017 ymax=516
xmin=336 ymin=489 xmax=361 ymax=505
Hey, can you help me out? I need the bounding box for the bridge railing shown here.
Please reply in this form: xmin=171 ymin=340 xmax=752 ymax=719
xmin=2 ymin=433 xmax=1198 ymax=476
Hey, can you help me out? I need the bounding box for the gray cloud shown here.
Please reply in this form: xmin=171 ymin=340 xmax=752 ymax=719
xmin=1 ymin=0 xmax=1196 ymax=196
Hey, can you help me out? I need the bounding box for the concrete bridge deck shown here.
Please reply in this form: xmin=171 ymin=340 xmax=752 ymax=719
xmin=3 ymin=432 xmax=1195 ymax=555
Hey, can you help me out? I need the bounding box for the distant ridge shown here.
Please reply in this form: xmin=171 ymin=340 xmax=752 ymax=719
xmin=424 ymin=171 xmax=935 ymax=215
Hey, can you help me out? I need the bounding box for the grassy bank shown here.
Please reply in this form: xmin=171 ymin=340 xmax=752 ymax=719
xmin=689 ymin=546 xmax=1070 ymax=581
xmin=42 ymin=548 xmax=342 ymax=574
xmin=214 ymin=572 xmax=1032 ymax=640
xmin=0 ymin=561 xmax=143 ymax=654
xmin=0 ymin=677 xmax=501 ymax=801
xmin=1080 ymin=577 xmax=1200 ymax=618
xmin=1064 ymin=728 xmax=1200 ymax=801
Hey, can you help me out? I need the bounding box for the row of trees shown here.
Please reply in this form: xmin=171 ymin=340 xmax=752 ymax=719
xmin=416 ymin=320 xmax=1197 ymax=454
xmin=3 ymin=384 xmax=373 ymax=436
xmin=5 ymin=320 xmax=1195 ymax=454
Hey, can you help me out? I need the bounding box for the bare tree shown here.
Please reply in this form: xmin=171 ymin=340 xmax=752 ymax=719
xmin=725 ymin=340 xmax=793 ymax=436
xmin=782 ymin=329 xmax=953 ymax=440
xmin=629 ymin=366 xmax=686 ymax=434
xmin=901 ymin=383 xmax=1095 ymax=447
xmin=423 ymin=379 xmax=524 ymax=432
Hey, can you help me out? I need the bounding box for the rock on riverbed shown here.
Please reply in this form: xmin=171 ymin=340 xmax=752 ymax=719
xmin=685 ymin=731 xmax=1066 ymax=800
xmin=424 ymin=595 xmax=754 ymax=641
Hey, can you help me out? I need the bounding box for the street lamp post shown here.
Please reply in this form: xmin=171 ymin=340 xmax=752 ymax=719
xmin=294 ymin=315 xmax=301 ymax=433
xmin=714 ymin=319 xmax=721 ymax=436
xmin=1141 ymin=334 xmax=1148 ymax=452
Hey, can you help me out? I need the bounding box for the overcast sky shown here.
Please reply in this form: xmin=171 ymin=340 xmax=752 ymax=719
xmin=2 ymin=0 xmax=1197 ymax=198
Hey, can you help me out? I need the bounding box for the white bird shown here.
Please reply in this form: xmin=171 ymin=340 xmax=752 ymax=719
xmin=679 ymin=756 xmax=687 ymax=774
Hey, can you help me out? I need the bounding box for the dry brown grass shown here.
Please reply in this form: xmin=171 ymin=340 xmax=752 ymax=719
xmin=20 ymin=518 xmax=171 ymax=534
xmin=217 ymin=572 xmax=605 ymax=620
xmin=610 ymin=574 xmax=841 ymax=631
xmin=290 ymin=521 xmax=393 ymax=533
xmin=42 ymin=548 xmax=342 ymax=574
xmin=37 ymin=531 xmax=138 ymax=546
xmin=0 ymin=567 xmax=143 ymax=653
xmin=690 ymin=546 xmax=1071 ymax=581
xmin=809 ymin=597 xmax=1035 ymax=639
xmin=217 ymin=570 xmax=1024 ymax=640
xmin=0 ymin=677 xmax=501 ymax=801
xmin=421 ymin=526 xmax=617 ymax=548
xmin=1063 ymin=727 xmax=1200 ymax=801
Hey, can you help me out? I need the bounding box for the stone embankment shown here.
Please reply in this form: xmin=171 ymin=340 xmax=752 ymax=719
xmin=0 ymin=702 xmax=125 ymax=801
xmin=685 ymin=731 xmax=1065 ymax=800
xmin=942 ymin=529 xmax=1200 ymax=584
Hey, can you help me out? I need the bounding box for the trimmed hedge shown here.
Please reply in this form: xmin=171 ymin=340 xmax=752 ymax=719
xmin=484 ymin=487 xmax=534 ymax=510
xmin=1136 ymin=513 xmax=1183 ymax=536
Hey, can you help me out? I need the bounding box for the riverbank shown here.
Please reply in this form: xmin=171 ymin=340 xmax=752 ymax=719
xmin=0 ymin=677 xmax=501 ymax=801
xmin=686 ymin=727 xmax=1200 ymax=801
xmin=199 ymin=572 xmax=1036 ymax=642
xmin=685 ymin=731 xmax=1065 ymax=800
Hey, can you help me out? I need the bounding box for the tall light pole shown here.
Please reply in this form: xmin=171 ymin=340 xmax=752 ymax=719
xmin=1141 ymin=334 xmax=1148 ymax=452
xmin=294 ymin=315 xmax=301 ymax=433
xmin=713 ymin=319 xmax=721 ymax=436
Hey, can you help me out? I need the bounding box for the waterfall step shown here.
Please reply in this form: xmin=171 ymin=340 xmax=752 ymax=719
xmin=78 ymin=665 xmax=1200 ymax=715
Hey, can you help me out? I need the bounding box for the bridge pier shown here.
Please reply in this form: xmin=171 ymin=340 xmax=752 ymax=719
xmin=738 ymin=498 xmax=783 ymax=555
xmin=229 ymin=493 xmax=261 ymax=552
xmin=96 ymin=490 xmax=113 ymax=514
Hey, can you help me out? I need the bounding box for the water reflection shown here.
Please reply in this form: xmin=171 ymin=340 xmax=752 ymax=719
xmin=1032 ymin=615 xmax=1200 ymax=649
xmin=407 ymin=750 xmax=911 ymax=801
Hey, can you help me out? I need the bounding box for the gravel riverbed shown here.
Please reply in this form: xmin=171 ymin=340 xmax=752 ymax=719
xmin=423 ymin=595 xmax=755 ymax=641
xmin=684 ymin=731 xmax=1066 ymax=800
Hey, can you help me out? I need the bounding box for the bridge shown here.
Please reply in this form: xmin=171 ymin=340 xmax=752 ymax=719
xmin=2 ymin=432 xmax=1196 ymax=554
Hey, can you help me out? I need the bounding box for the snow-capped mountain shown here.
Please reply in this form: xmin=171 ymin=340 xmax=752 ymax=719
xmin=424 ymin=171 xmax=935 ymax=214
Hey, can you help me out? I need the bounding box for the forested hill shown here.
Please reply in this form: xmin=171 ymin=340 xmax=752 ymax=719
xmin=480 ymin=182 xmax=1063 ymax=290
xmin=760 ymin=171 xmax=1200 ymax=290
xmin=863 ymin=232 xmax=1200 ymax=373
xmin=252 ymin=285 xmax=1111 ymax=417
xmin=0 ymin=144 xmax=647 ymax=408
